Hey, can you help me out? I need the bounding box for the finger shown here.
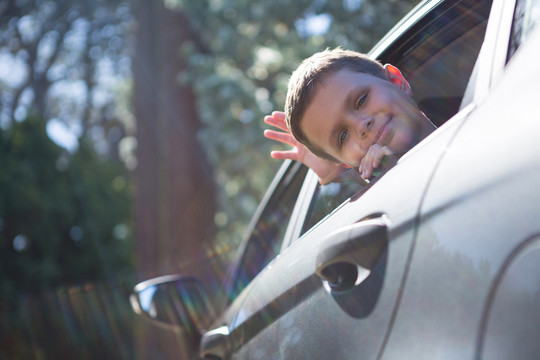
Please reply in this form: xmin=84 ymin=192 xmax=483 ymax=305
xmin=264 ymin=114 xmax=288 ymax=132
xmin=270 ymin=149 xmax=299 ymax=161
xmin=382 ymin=146 xmax=393 ymax=156
xmin=358 ymin=155 xmax=365 ymax=178
xmin=362 ymin=163 xmax=374 ymax=179
xmin=372 ymin=149 xmax=383 ymax=168
xmin=359 ymin=165 xmax=371 ymax=180
xmin=264 ymin=129 xmax=298 ymax=147
xmin=372 ymin=146 xmax=393 ymax=168
xmin=361 ymin=149 xmax=377 ymax=179
xmin=363 ymin=163 xmax=374 ymax=179
xmin=359 ymin=156 xmax=370 ymax=180
xmin=271 ymin=111 xmax=286 ymax=120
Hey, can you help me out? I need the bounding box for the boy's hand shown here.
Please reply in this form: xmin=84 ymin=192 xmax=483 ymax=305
xmin=358 ymin=144 xmax=394 ymax=180
xmin=264 ymin=111 xmax=346 ymax=185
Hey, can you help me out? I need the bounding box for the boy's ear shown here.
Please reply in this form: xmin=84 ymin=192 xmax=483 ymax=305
xmin=384 ymin=64 xmax=413 ymax=96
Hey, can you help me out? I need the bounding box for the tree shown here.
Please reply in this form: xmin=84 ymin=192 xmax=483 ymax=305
xmin=0 ymin=0 xmax=136 ymax=290
xmin=0 ymin=3 xmax=138 ymax=356
xmin=131 ymin=3 xmax=217 ymax=357
xmin=132 ymin=0 xmax=216 ymax=280
xmin=167 ymin=0 xmax=419 ymax=251
xmin=0 ymin=115 xmax=133 ymax=297
xmin=0 ymin=0 xmax=134 ymax=160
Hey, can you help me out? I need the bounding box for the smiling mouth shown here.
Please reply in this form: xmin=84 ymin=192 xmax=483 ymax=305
xmin=373 ymin=117 xmax=392 ymax=145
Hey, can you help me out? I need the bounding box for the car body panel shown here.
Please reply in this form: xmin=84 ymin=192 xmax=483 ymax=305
xmin=279 ymin=166 xmax=320 ymax=251
xmin=481 ymin=236 xmax=540 ymax=359
xmin=382 ymin=4 xmax=540 ymax=359
xmin=227 ymin=106 xmax=473 ymax=358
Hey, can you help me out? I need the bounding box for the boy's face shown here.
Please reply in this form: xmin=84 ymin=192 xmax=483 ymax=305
xmin=300 ymin=68 xmax=429 ymax=168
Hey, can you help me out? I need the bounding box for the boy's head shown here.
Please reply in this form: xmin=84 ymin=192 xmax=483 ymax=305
xmin=285 ymin=48 xmax=432 ymax=168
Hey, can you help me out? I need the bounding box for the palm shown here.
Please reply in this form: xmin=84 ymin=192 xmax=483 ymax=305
xmin=264 ymin=111 xmax=344 ymax=184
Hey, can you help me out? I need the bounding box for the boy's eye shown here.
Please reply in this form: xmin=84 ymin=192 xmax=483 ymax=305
xmin=338 ymin=129 xmax=348 ymax=147
xmin=356 ymin=93 xmax=368 ymax=109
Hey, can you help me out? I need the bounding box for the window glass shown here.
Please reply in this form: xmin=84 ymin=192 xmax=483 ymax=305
xmin=298 ymin=0 xmax=492 ymax=236
xmin=230 ymin=162 xmax=308 ymax=297
xmin=508 ymin=0 xmax=540 ymax=61
xmin=301 ymin=170 xmax=367 ymax=234
xmin=390 ymin=0 xmax=492 ymax=127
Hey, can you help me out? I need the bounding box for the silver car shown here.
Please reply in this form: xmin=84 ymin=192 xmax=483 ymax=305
xmin=131 ymin=0 xmax=540 ymax=358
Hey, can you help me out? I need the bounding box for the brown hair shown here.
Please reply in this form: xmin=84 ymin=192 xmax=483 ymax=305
xmin=285 ymin=48 xmax=386 ymax=162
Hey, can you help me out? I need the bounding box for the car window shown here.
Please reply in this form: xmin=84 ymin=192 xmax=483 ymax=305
xmin=508 ymin=0 xmax=540 ymax=61
xmin=297 ymin=0 xmax=492 ymax=237
xmin=389 ymin=0 xmax=492 ymax=128
xmin=228 ymin=161 xmax=308 ymax=298
xmin=300 ymin=170 xmax=368 ymax=233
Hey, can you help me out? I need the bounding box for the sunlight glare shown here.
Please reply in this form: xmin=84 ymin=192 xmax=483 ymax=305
xmin=46 ymin=118 xmax=79 ymax=152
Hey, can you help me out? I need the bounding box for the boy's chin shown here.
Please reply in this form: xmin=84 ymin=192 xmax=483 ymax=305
xmin=389 ymin=133 xmax=418 ymax=154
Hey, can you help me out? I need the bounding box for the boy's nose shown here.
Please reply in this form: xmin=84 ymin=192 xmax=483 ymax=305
xmin=354 ymin=116 xmax=374 ymax=140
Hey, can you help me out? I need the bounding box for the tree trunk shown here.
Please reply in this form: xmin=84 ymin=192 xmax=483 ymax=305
xmin=132 ymin=1 xmax=216 ymax=357
xmin=133 ymin=0 xmax=216 ymax=278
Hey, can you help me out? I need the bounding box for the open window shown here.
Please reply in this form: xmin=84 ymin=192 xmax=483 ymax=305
xmin=295 ymin=0 xmax=493 ymax=238
xmin=382 ymin=0 xmax=492 ymax=127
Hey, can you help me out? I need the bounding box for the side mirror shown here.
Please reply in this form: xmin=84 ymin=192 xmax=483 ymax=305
xmin=130 ymin=274 xmax=216 ymax=337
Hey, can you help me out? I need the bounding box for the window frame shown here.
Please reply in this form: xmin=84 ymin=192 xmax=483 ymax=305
xmin=279 ymin=0 xmax=493 ymax=248
xmin=378 ymin=0 xmax=491 ymax=126
xmin=279 ymin=169 xmax=320 ymax=251
xmin=468 ymin=0 xmax=516 ymax=104
xmin=222 ymin=159 xmax=312 ymax=304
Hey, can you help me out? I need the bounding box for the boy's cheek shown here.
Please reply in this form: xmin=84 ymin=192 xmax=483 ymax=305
xmin=389 ymin=129 xmax=416 ymax=153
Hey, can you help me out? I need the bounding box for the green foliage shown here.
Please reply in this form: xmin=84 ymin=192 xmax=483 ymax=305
xmin=0 ymin=2 xmax=135 ymax=358
xmin=168 ymin=0 xmax=420 ymax=247
xmin=0 ymin=0 xmax=134 ymax=159
xmin=0 ymin=117 xmax=134 ymax=298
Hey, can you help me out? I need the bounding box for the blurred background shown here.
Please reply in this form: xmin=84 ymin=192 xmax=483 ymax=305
xmin=0 ymin=0 xmax=418 ymax=358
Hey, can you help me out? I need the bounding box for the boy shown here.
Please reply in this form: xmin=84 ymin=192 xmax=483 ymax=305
xmin=264 ymin=48 xmax=436 ymax=184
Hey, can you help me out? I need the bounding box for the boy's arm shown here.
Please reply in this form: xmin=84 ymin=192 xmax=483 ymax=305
xmin=264 ymin=111 xmax=347 ymax=185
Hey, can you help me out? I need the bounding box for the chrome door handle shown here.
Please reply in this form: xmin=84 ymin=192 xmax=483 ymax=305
xmin=199 ymin=325 xmax=229 ymax=360
xmin=315 ymin=216 xmax=389 ymax=292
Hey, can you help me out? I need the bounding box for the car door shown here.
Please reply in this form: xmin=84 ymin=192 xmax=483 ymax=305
xmin=214 ymin=0 xmax=493 ymax=359
xmin=381 ymin=0 xmax=540 ymax=359
xmin=227 ymin=126 xmax=466 ymax=360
